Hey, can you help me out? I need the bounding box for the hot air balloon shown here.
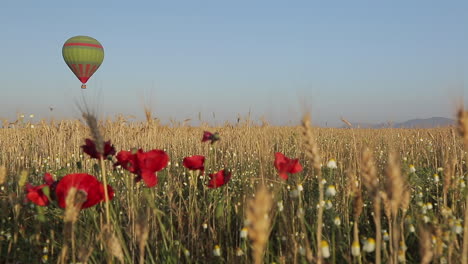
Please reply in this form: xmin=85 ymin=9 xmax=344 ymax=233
xmin=62 ymin=36 xmax=104 ymax=89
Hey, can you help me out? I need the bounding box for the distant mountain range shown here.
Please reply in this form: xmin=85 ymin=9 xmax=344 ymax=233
xmin=343 ymin=117 xmax=455 ymax=129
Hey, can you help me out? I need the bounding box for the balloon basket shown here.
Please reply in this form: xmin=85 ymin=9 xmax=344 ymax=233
xmin=81 ymin=84 xmax=87 ymax=89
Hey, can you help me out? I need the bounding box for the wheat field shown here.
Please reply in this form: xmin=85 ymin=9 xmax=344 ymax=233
xmin=0 ymin=111 xmax=467 ymax=263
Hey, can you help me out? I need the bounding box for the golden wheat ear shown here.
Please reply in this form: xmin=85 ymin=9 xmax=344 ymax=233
xmin=246 ymin=185 xmax=273 ymax=264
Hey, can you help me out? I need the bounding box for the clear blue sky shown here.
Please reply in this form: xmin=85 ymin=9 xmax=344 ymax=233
xmin=1 ymin=0 xmax=466 ymax=126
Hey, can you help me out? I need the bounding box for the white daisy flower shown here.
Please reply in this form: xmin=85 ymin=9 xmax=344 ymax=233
xmin=213 ymin=245 xmax=221 ymax=256
xmin=321 ymin=240 xmax=330 ymax=258
xmin=351 ymin=241 xmax=361 ymax=257
xmin=240 ymin=227 xmax=248 ymax=239
xmin=326 ymin=185 xmax=337 ymax=197
xmin=363 ymin=238 xmax=376 ymax=253
xmin=334 ymin=216 xmax=341 ymax=226
xmin=327 ymin=159 xmax=337 ymax=169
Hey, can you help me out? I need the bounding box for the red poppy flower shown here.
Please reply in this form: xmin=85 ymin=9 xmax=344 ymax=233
xmin=274 ymin=152 xmax=303 ymax=180
xmin=183 ymin=155 xmax=205 ymax=175
xmin=55 ymin=173 xmax=114 ymax=209
xmin=115 ymin=149 xmax=169 ymax=187
xmin=81 ymin=139 xmax=116 ymax=160
xmin=25 ymin=173 xmax=56 ymax=206
xmin=115 ymin=150 xmax=139 ymax=173
xmin=207 ymin=169 xmax=231 ymax=188
xmin=25 ymin=184 xmax=50 ymax=206
xmin=136 ymin=149 xmax=169 ymax=187
xmin=202 ymin=131 xmax=220 ymax=144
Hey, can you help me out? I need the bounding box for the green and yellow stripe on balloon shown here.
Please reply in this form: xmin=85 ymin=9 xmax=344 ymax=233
xmin=62 ymin=36 xmax=104 ymax=89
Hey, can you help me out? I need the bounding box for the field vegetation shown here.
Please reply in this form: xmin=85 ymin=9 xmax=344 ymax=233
xmin=0 ymin=109 xmax=467 ymax=264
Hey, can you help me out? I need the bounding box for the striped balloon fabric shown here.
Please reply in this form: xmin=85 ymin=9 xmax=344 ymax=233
xmin=62 ymin=36 xmax=104 ymax=89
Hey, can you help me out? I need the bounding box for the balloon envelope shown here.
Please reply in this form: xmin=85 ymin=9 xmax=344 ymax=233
xmin=62 ymin=36 xmax=104 ymax=87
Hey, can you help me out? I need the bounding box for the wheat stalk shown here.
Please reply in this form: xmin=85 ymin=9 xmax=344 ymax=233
xmin=419 ymin=226 xmax=434 ymax=264
xmin=361 ymin=148 xmax=381 ymax=264
xmin=60 ymin=187 xmax=86 ymax=264
xmin=246 ymin=186 xmax=273 ymax=264
xmin=301 ymin=113 xmax=324 ymax=263
xmin=82 ymin=112 xmax=112 ymax=226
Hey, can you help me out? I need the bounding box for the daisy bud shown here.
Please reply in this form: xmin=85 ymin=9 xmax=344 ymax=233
xmin=213 ymin=245 xmax=221 ymax=256
xmin=453 ymin=221 xmax=463 ymax=234
xmin=183 ymin=249 xmax=190 ymax=257
xmin=351 ymin=241 xmax=361 ymax=257
xmin=383 ymin=231 xmax=389 ymax=241
xmin=236 ymin=247 xmax=244 ymax=256
xmin=433 ymin=174 xmax=440 ymax=183
xmin=426 ymin=203 xmax=433 ymax=210
xmin=334 ymin=217 xmax=341 ymax=226
xmin=423 ymin=215 xmax=430 ymax=223
xmin=409 ymin=164 xmax=416 ymax=173
xmin=326 ymin=185 xmax=336 ymax=197
xmin=327 ymin=159 xmax=337 ymax=169
xmin=363 ymin=238 xmax=376 ymax=253
xmin=240 ymin=227 xmax=248 ymax=239
xmin=202 ymin=223 xmax=208 ymax=230
xmin=321 ymin=240 xmax=331 ymax=258
xmin=409 ymin=224 xmax=415 ymax=233
xmin=325 ymin=200 xmax=333 ymax=210
xmin=297 ymin=184 xmax=304 ymax=192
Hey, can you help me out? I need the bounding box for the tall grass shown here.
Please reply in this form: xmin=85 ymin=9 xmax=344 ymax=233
xmin=0 ymin=113 xmax=466 ymax=263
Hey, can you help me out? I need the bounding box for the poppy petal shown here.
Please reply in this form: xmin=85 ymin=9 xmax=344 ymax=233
xmin=207 ymin=169 xmax=231 ymax=188
xmin=289 ymin=159 xmax=303 ymax=174
xmin=278 ymin=172 xmax=289 ymax=180
xmin=55 ymin=173 xmax=114 ymax=209
xmin=183 ymin=155 xmax=205 ymax=174
xmin=141 ymin=170 xmax=158 ymax=187
xmin=81 ymin=138 xmax=100 ymax=159
xmin=202 ymin=131 xmax=213 ymax=142
xmin=116 ymin=150 xmax=138 ymax=173
xmin=274 ymin=152 xmax=302 ymax=180
xmin=26 ymin=190 xmax=49 ymax=206
xmin=103 ymin=140 xmax=116 ymax=158
xmin=25 ymin=184 xmax=50 ymax=206
xmin=274 ymin=152 xmax=288 ymax=173
xmin=137 ymin=149 xmax=169 ymax=172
